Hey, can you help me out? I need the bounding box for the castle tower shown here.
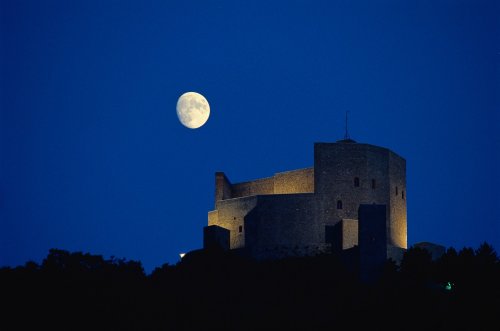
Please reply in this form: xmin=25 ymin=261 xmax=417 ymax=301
xmin=314 ymin=140 xmax=407 ymax=250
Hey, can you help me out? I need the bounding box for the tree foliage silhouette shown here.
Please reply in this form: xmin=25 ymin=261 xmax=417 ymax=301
xmin=1 ymin=243 xmax=498 ymax=330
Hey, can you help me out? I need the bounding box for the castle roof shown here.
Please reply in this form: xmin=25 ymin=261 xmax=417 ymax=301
xmin=336 ymin=138 xmax=357 ymax=143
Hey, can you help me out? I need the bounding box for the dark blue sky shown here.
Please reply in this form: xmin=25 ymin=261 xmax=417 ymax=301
xmin=1 ymin=0 xmax=498 ymax=272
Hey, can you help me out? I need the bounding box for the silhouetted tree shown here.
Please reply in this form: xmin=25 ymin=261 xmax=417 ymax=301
xmin=400 ymin=246 xmax=433 ymax=283
xmin=435 ymin=247 xmax=459 ymax=285
xmin=1 ymin=243 xmax=498 ymax=331
xmin=475 ymin=242 xmax=498 ymax=266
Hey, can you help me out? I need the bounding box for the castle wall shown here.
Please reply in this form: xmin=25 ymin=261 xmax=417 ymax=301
xmin=330 ymin=219 xmax=358 ymax=252
xmin=222 ymin=167 xmax=314 ymax=200
xmin=340 ymin=219 xmax=358 ymax=250
xmin=314 ymin=143 xmax=391 ymax=227
xmin=313 ymin=142 xmax=407 ymax=251
xmin=231 ymin=177 xmax=274 ymax=199
xmin=209 ymin=196 xmax=258 ymax=249
xmin=273 ymin=168 xmax=314 ymax=194
xmin=208 ymin=210 xmax=218 ymax=224
xmin=203 ymin=225 xmax=230 ymax=250
xmin=244 ymin=194 xmax=326 ymax=259
xmin=388 ymin=152 xmax=407 ymax=248
xmin=215 ymin=172 xmax=232 ymax=205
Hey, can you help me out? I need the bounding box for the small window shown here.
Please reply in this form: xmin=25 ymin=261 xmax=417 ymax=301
xmin=337 ymin=200 xmax=343 ymax=209
xmin=238 ymin=225 xmax=243 ymax=233
xmin=395 ymin=186 xmax=398 ymax=196
xmin=402 ymin=190 xmax=405 ymax=200
xmin=372 ymin=179 xmax=376 ymax=189
xmin=233 ymin=217 xmax=236 ymax=220
xmin=354 ymin=177 xmax=360 ymax=187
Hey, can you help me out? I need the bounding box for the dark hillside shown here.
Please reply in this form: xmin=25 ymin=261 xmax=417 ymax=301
xmin=1 ymin=244 xmax=498 ymax=330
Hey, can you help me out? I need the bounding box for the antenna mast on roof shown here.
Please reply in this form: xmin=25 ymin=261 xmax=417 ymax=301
xmin=344 ymin=111 xmax=350 ymax=140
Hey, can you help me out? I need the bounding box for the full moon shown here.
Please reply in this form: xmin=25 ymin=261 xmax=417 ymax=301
xmin=176 ymin=92 xmax=210 ymax=129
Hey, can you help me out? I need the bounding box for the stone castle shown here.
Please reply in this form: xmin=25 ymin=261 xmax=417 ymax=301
xmin=203 ymin=139 xmax=408 ymax=268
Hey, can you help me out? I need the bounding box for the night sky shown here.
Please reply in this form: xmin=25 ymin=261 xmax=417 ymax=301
xmin=1 ymin=0 xmax=498 ymax=272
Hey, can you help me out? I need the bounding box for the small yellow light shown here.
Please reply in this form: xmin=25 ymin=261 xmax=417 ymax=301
xmin=179 ymin=253 xmax=186 ymax=259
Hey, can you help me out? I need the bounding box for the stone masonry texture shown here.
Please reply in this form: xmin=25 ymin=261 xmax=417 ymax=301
xmin=205 ymin=140 xmax=407 ymax=261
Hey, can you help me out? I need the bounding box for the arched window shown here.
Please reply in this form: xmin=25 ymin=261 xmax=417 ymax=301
xmin=337 ymin=200 xmax=343 ymax=209
xmin=395 ymin=186 xmax=398 ymax=196
xmin=372 ymin=179 xmax=376 ymax=189
xmin=354 ymin=177 xmax=360 ymax=187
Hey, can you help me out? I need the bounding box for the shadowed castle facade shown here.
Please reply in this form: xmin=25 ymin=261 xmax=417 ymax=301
xmin=203 ymin=139 xmax=407 ymax=264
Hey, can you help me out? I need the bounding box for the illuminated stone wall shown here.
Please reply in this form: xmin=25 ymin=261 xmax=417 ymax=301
xmin=213 ymin=168 xmax=314 ymax=203
xmin=208 ymin=196 xmax=258 ymax=249
xmin=214 ymin=172 xmax=232 ymax=206
xmin=273 ymin=168 xmax=314 ymax=194
xmin=314 ymin=142 xmax=406 ymax=250
xmin=328 ymin=218 xmax=358 ymax=253
xmin=206 ymin=140 xmax=407 ymax=260
xmin=314 ymin=142 xmax=391 ymax=226
xmin=388 ymin=152 xmax=407 ymax=248
xmin=340 ymin=219 xmax=358 ymax=250
xmin=231 ymin=177 xmax=274 ymax=198
xmin=209 ymin=167 xmax=315 ymax=254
